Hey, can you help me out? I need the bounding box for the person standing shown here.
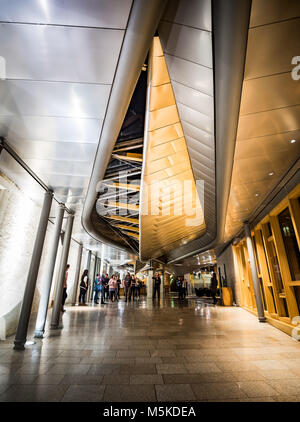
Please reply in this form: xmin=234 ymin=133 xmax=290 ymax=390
xmin=176 ymin=276 xmax=183 ymax=300
xmin=61 ymin=264 xmax=70 ymax=312
xmin=210 ymin=272 xmax=218 ymax=305
xmin=104 ymin=273 xmax=110 ymax=300
xmin=116 ymin=274 xmax=121 ymax=299
xmin=124 ymin=272 xmax=131 ymax=302
xmin=152 ymin=273 xmax=161 ymax=300
xmin=93 ymin=273 xmax=101 ymax=304
xmin=79 ymin=269 xmax=88 ymax=305
xmin=128 ymin=275 xmax=136 ymax=302
xmin=109 ymin=275 xmax=118 ymax=302
xmin=135 ymin=277 xmax=141 ymax=300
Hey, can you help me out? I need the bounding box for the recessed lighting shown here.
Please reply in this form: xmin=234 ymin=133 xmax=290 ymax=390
xmin=255 ymin=193 xmax=259 ymax=197
xmin=268 ymin=172 xmax=274 ymax=176
xmin=290 ymin=139 xmax=296 ymax=144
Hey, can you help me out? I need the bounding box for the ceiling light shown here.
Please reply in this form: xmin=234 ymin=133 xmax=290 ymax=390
xmin=290 ymin=139 xmax=296 ymax=144
xmin=255 ymin=193 xmax=259 ymax=197
xmin=268 ymin=172 xmax=274 ymax=176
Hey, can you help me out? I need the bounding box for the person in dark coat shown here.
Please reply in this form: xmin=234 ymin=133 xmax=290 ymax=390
xmin=152 ymin=273 xmax=161 ymax=300
xmin=124 ymin=272 xmax=132 ymax=302
xmin=210 ymin=272 xmax=218 ymax=305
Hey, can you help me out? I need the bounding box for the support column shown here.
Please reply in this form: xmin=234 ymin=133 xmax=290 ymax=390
xmin=85 ymin=250 xmax=92 ymax=302
xmin=244 ymin=222 xmax=266 ymax=322
xmin=71 ymin=243 xmax=83 ymax=306
xmin=147 ymin=261 xmax=154 ymax=299
xmin=50 ymin=214 xmax=74 ymax=329
xmin=14 ymin=190 xmax=53 ymax=350
xmin=34 ymin=203 xmax=65 ymax=338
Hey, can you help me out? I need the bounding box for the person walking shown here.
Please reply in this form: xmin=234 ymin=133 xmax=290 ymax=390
xmin=128 ymin=275 xmax=136 ymax=302
xmin=152 ymin=273 xmax=161 ymax=300
xmin=135 ymin=277 xmax=141 ymax=300
xmin=210 ymin=272 xmax=218 ymax=305
xmin=79 ymin=269 xmax=88 ymax=305
xmin=61 ymin=264 xmax=70 ymax=312
xmin=124 ymin=272 xmax=131 ymax=302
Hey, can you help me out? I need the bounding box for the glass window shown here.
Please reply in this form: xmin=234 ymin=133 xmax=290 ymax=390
xmin=278 ymin=207 xmax=300 ymax=281
xmin=252 ymin=235 xmax=260 ymax=274
xmin=269 ymin=240 xmax=284 ymax=292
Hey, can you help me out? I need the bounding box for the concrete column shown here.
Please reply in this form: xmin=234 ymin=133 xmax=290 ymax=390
xmin=14 ymin=190 xmax=53 ymax=350
xmin=85 ymin=250 xmax=92 ymax=302
xmin=50 ymin=214 xmax=74 ymax=329
xmin=244 ymin=222 xmax=266 ymax=322
xmin=147 ymin=261 xmax=154 ymax=299
xmin=71 ymin=243 xmax=83 ymax=306
xmin=34 ymin=203 xmax=65 ymax=338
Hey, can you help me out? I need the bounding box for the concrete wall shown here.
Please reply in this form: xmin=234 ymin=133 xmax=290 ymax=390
xmin=217 ymin=244 xmax=241 ymax=306
xmin=0 ymin=171 xmax=84 ymax=338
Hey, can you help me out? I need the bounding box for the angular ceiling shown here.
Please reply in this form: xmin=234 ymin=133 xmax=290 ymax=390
xmin=224 ymin=0 xmax=300 ymax=242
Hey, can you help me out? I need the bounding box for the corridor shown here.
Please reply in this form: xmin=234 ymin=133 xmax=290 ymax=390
xmin=0 ymin=297 xmax=300 ymax=402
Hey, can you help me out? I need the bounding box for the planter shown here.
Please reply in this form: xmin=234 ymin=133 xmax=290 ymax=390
xmin=222 ymin=287 xmax=233 ymax=306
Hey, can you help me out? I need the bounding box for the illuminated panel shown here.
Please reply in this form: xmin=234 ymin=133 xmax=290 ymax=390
xmin=140 ymin=37 xmax=206 ymax=260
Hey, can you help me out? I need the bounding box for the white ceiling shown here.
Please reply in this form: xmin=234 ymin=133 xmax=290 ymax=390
xmin=0 ymin=0 xmax=133 ymax=257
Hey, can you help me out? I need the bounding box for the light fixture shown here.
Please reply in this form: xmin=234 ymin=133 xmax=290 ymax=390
xmin=268 ymin=172 xmax=274 ymax=176
xmin=290 ymin=139 xmax=296 ymax=144
xmin=255 ymin=193 xmax=259 ymax=197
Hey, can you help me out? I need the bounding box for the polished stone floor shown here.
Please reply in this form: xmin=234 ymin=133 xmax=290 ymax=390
xmin=0 ymin=295 xmax=300 ymax=402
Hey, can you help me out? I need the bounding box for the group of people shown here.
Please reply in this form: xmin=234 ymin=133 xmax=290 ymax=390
xmin=92 ymin=273 xmax=121 ymax=304
xmin=176 ymin=276 xmax=187 ymax=300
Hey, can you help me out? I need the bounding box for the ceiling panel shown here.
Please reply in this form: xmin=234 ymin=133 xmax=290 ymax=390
xmin=140 ymin=37 xmax=206 ymax=260
xmin=164 ymin=55 xmax=213 ymax=96
xmin=0 ymin=0 xmax=132 ymax=29
xmin=158 ymin=21 xmax=212 ymax=67
xmin=0 ymin=23 xmax=124 ymax=83
xmin=172 ymin=80 xmax=213 ymax=117
xmin=5 ymin=140 xmax=97 ymax=161
xmin=237 ymin=105 xmax=300 ymax=140
xmin=249 ymin=0 xmax=300 ymax=27
xmin=161 ymin=0 xmax=211 ymax=31
xmin=225 ymin=1 xmax=300 ymax=243
xmin=240 ymin=73 xmax=300 ymax=115
xmin=245 ymin=18 xmax=300 ymax=79
xmin=0 ymin=115 xmax=102 ymax=143
xmin=181 ymin=121 xmax=214 ymax=148
xmin=0 ymin=80 xmax=110 ymax=119
xmin=158 ymin=0 xmax=215 ymax=257
xmin=177 ymin=102 xmax=214 ymax=134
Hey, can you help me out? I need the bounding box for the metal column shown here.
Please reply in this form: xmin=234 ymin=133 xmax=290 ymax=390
xmin=34 ymin=203 xmax=65 ymax=338
xmin=71 ymin=243 xmax=83 ymax=306
xmin=85 ymin=250 xmax=92 ymax=301
xmin=244 ymin=222 xmax=266 ymax=322
xmin=50 ymin=214 xmax=74 ymax=329
xmin=14 ymin=190 xmax=53 ymax=350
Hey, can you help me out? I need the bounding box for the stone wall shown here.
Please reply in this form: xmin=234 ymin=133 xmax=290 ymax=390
xmin=217 ymin=244 xmax=241 ymax=306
